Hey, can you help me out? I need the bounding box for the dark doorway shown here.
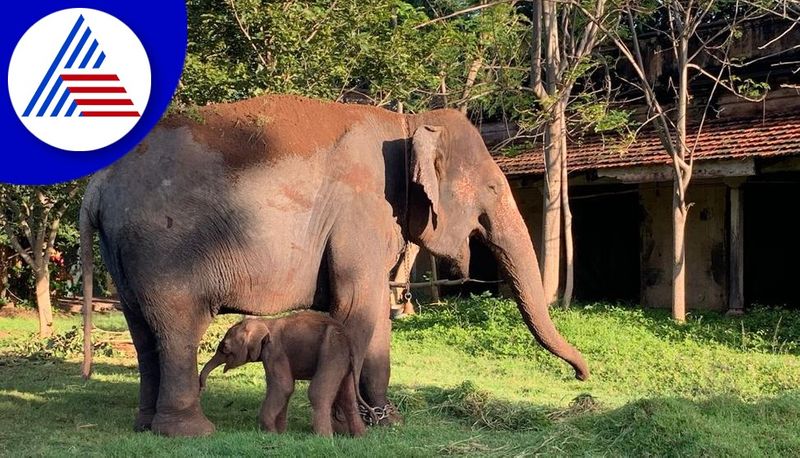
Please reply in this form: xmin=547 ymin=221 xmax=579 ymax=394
xmin=439 ymin=237 xmax=500 ymax=297
xmin=570 ymin=185 xmax=641 ymax=303
xmin=744 ymin=177 xmax=800 ymax=308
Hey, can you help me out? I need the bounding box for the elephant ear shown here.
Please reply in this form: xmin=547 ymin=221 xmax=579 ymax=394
xmin=411 ymin=125 xmax=444 ymax=226
xmin=246 ymin=321 xmax=269 ymax=362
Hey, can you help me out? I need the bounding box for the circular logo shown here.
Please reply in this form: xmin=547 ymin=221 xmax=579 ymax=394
xmin=1 ymin=1 xmax=186 ymax=185
xmin=8 ymin=8 xmax=151 ymax=151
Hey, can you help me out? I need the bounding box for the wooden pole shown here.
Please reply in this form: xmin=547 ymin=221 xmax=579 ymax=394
xmin=389 ymin=243 xmax=419 ymax=315
xmin=727 ymin=180 xmax=745 ymax=314
xmin=429 ymin=253 xmax=440 ymax=302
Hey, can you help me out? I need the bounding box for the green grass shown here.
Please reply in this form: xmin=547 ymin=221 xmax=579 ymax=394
xmin=2 ymin=296 xmax=800 ymax=456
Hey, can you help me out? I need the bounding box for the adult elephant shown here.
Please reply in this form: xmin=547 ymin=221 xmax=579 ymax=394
xmin=80 ymin=95 xmax=588 ymax=437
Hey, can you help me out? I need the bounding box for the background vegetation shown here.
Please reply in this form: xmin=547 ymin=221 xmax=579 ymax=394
xmin=2 ymin=295 xmax=800 ymax=456
xmin=1 ymin=0 xmax=548 ymax=333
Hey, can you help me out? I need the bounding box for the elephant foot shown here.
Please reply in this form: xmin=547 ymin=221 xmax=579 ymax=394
xmin=151 ymin=407 xmax=215 ymax=437
xmin=133 ymin=409 xmax=155 ymax=432
xmin=331 ymin=407 xmax=349 ymax=435
xmin=383 ymin=404 xmax=403 ymax=426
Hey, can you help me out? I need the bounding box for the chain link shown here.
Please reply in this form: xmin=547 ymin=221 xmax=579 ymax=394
xmin=358 ymin=402 xmax=396 ymax=426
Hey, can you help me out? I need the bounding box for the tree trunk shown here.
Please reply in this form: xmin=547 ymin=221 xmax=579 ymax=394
xmin=35 ymin=263 xmax=54 ymax=338
xmin=560 ymin=115 xmax=574 ymax=309
xmin=672 ymin=25 xmax=689 ymax=323
xmin=672 ymin=183 xmax=687 ymax=323
xmin=0 ymin=245 xmax=9 ymax=304
xmin=541 ymin=107 xmax=563 ymax=306
xmin=539 ymin=0 xmax=562 ymax=306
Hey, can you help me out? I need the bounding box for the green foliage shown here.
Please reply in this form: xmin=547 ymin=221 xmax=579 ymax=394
xmin=198 ymin=314 xmax=240 ymax=354
xmin=0 ymin=182 xmax=85 ymax=307
xmin=571 ymin=94 xmax=635 ymax=134
xmin=396 ymin=293 xmax=800 ymax=398
xmin=5 ymin=326 xmax=117 ymax=361
xmin=180 ymin=0 xmax=531 ymax=117
xmin=729 ymin=76 xmax=770 ymax=100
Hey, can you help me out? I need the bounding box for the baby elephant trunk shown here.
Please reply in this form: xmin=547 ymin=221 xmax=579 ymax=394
xmin=199 ymin=352 xmax=227 ymax=392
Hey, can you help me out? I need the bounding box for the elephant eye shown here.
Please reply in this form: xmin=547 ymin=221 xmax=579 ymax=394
xmin=488 ymin=183 xmax=499 ymax=195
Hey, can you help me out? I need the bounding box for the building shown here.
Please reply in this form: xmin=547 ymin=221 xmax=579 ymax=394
xmin=494 ymin=88 xmax=800 ymax=312
xmin=398 ymin=18 xmax=799 ymax=313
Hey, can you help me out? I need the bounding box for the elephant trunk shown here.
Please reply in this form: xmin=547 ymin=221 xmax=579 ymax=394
xmin=199 ymin=352 xmax=226 ymax=392
xmin=485 ymin=196 xmax=589 ymax=381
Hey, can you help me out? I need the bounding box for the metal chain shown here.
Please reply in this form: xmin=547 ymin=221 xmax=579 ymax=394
xmin=358 ymin=402 xmax=396 ymax=426
xmin=401 ymin=116 xmax=413 ymax=304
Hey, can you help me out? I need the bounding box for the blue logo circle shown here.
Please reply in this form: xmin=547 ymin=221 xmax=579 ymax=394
xmin=2 ymin=1 xmax=187 ymax=185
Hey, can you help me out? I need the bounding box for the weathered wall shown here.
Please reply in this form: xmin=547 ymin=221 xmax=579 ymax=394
xmin=509 ymin=179 xmax=544 ymax=257
xmin=508 ymin=177 xmax=732 ymax=310
xmin=640 ymin=181 xmax=728 ymax=310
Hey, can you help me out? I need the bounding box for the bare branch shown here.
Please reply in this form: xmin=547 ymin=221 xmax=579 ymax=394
xmin=3 ymin=229 xmax=34 ymax=268
xmin=414 ymin=0 xmax=513 ymax=29
xmin=459 ymin=58 xmax=484 ymax=114
xmin=227 ymin=0 xmax=270 ymax=70
xmin=686 ymin=63 xmax=768 ymax=102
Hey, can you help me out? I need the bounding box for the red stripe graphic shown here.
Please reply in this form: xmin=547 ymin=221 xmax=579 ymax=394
xmin=68 ymin=87 xmax=127 ymax=93
xmin=61 ymin=74 xmax=119 ymax=81
xmin=75 ymin=99 xmax=134 ymax=106
xmin=81 ymin=111 xmax=141 ymax=117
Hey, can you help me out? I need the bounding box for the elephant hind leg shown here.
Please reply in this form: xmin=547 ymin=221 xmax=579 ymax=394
xmin=308 ymin=332 xmax=349 ymax=437
xmin=121 ymin=302 xmax=160 ymax=432
xmin=333 ymin=371 xmax=365 ymax=437
xmin=147 ymin=294 xmax=216 ymax=437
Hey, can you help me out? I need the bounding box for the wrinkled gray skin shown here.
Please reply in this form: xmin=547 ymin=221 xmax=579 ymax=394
xmin=80 ymin=94 xmax=588 ymax=437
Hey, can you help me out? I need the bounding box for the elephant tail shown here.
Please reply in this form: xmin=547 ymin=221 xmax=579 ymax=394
xmin=80 ymin=205 xmax=95 ymax=380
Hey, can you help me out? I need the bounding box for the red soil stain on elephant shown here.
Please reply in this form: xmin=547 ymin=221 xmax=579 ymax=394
xmin=338 ymin=162 xmax=375 ymax=193
xmin=452 ymin=174 xmax=477 ymax=204
xmin=280 ymin=185 xmax=313 ymax=210
xmin=160 ymin=95 xmax=400 ymax=171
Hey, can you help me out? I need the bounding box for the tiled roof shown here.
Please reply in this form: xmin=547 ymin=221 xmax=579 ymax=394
xmin=494 ymin=113 xmax=800 ymax=176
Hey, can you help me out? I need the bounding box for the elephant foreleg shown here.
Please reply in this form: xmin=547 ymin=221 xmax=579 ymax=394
xmin=359 ymin=310 xmax=397 ymax=424
xmin=330 ymin=275 xmax=399 ymax=426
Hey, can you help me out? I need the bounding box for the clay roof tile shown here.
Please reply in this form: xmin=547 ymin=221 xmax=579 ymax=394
xmin=494 ymin=113 xmax=800 ymax=176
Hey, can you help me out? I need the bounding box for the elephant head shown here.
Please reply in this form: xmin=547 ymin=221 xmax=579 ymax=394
xmin=199 ymin=320 xmax=270 ymax=390
xmin=405 ymin=109 xmax=589 ymax=380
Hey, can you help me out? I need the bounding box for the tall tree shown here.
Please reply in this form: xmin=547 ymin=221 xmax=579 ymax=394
xmin=0 ymin=242 xmax=10 ymax=305
xmin=578 ymin=0 xmax=794 ymax=321
xmin=529 ymin=0 xmax=612 ymax=306
xmin=0 ymin=183 xmax=81 ymax=337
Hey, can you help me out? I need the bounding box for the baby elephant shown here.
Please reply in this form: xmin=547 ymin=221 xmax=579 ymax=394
xmin=199 ymin=312 xmax=366 ymax=437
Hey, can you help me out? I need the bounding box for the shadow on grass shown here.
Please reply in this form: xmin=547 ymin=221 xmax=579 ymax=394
xmin=2 ymin=358 xmax=800 ymax=456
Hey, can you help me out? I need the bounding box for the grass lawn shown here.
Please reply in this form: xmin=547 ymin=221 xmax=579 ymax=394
xmin=2 ymin=295 xmax=800 ymax=457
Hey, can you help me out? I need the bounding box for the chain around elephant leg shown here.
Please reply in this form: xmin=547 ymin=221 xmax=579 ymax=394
xmin=358 ymin=402 xmax=400 ymax=426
